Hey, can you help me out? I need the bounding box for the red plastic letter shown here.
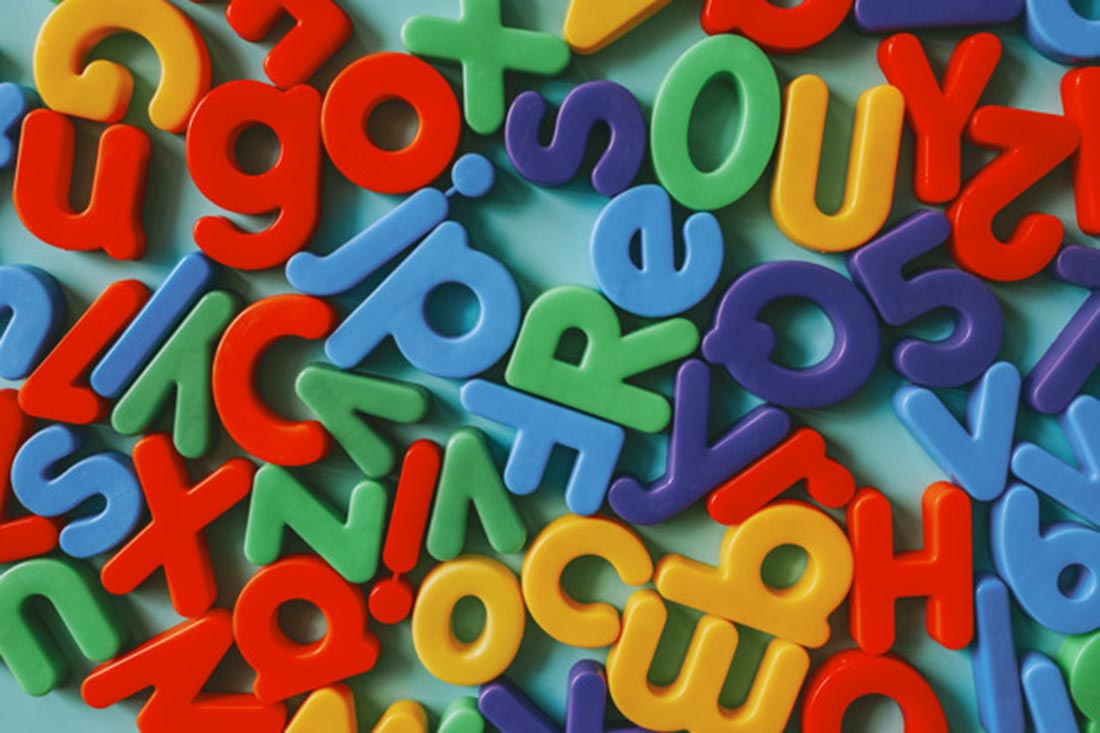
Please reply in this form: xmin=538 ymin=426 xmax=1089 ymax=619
xmin=187 ymin=80 xmax=321 ymax=271
xmin=83 ymin=610 xmax=285 ymax=732
xmin=1062 ymin=68 xmax=1100 ymax=237
xmin=878 ymin=33 xmax=1001 ymax=205
xmin=369 ymin=439 xmax=442 ymax=625
xmin=848 ymin=482 xmax=973 ymax=655
xmin=700 ymin=0 xmax=852 ymax=53
xmin=212 ymin=294 xmax=334 ymax=466
xmin=947 ymin=106 xmax=1079 ymax=282
xmin=706 ymin=427 xmax=855 ymax=526
xmin=19 ymin=280 xmax=149 ymax=424
xmin=225 ymin=0 xmax=352 ymax=88
xmin=321 ymin=53 xmax=461 ymax=195
xmin=101 ymin=434 xmax=256 ymax=618
xmin=802 ymin=650 xmax=948 ymax=733
xmin=0 ymin=390 xmax=58 ymax=563
xmin=233 ymin=555 xmax=380 ymax=703
xmin=13 ymin=109 xmax=150 ymax=260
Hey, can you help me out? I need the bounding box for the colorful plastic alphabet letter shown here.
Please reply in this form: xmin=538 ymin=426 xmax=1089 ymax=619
xmin=19 ymin=279 xmax=148 ymax=425
xmin=82 ymin=610 xmax=286 ymax=732
xmin=562 ymin=0 xmax=672 ymax=54
xmin=112 ymin=291 xmax=238 ymax=459
xmin=992 ymin=483 xmax=1100 ymax=634
xmin=847 ymin=483 xmax=973 ymax=654
xmin=321 ymin=53 xmax=461 ymax=195
xmin=656 ymin=501 xmax=853 ymax=648
xmin=14 ymin=110 xmax=150 ymax=260
xmin=411 ymin=556 xmax=526 ymax=686
xmin=0 ymin=83 xmax=32 ymax=169
xmin=244 ymin=465 xmax=386 ymax=584
xmin=771 ymin=76 xmax=905 ymax=253
xmin=326 ymin=222 xmax=521 ymax=379
xmin=1063 ymin=68 xmax=1100 ymax=236
xmin=296 ymin=364 xmax=429 ymax=479
xmin=1059 ymin=631 xmax=1100 ymax=733
xmin=287 ymin=153 xmax=494 ymax=297
xmin=894 ymin=361 xmax=1020 ymax=501
xmin=606 ymin=590 xmax=809 ymax=733
xmin=590 ymin=185 xmax=723 ymax=318
xmin=707 ymin=428 xmax=855 ymax=526
xmin=221 ymin=0 xmax=352 ymax=88
xmin=651 ymin=35 xmax=780 ymax=211
xmin=233 ymin=555 xmax=380 ymax=702
xmin=610 ymin=359 xmax=791 ymax=525
xmin=461 ymin=380 xmax=625 ymax=516
xmin=521 ymin=515 xmax=652 ymax=649
xmin=0 ymin=391 xmax=57 ymax=564
xmin=0 ymin=558 xmax=127 ymax=696
xmin=947 ymin=105 xmax=1079 ymax=282
xmin=505 ymin=82 xmax=647 ymax=197
xmin=1026 ymin=247 xmax=1100 ymax=415
xmin=1013 ymin=396 xmax=1100 ymax=527
xmin=505 ymin=286 xmax=699 ymax=433
xmin=972 ymin=575 xmax=1025 ymax=733
xmin=1026 ymin=0 xmax=1100 ymax=64
xmin=92 ymin=253 xmax=216 ymax=400
xmin=801 ymin=650 xmax=948 ymax=733
xmin=34 ymin=0 xmax=211 ymax=133
xmin=701 ymin=0 xmax=853 ymax=53
xmin=0 ymin=265 xmax=64 ymax=381
xmin=211 ymin=294 xmax=335 ymax=466
xmin=100 ymin=435 xmax=255 ymax=618
xmin=480 ymin=659 xmax=646 ymax=732
xmin=854 ymin=0 xmax=1022 ymax=32
xmin=12 ymin=424 xmax=143 ymax=559
xmin=703 ymin=261 xmax=881 ymax=409
xmin=878 ymin=34 xmax=1001 ymax=204
xmin=426 ymin=429 xmax=526 ymax=562
xmin=187 ymin=81 xmax=322 ymax=271
xmin=402 ymin=0 xmax=571 ymax=135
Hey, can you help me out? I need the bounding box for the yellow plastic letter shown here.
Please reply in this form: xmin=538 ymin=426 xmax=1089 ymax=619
xmin=771 ymin=75 xmax=904 ymax=253
xmin=411 ymin=556 xmax=526 ymax=686
xmin=521 ymin=515 xmax=653 ymax=648
xmin=606 ymin=590 xmax=809 ymax=733
xmin=34 ymin=0 xmax=212 ymax=133
xmin=655 ymin=501 xmax=852 ymax=649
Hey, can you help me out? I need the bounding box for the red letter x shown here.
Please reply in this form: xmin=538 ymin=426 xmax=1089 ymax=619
xmin=100 ymin=434 xmax=256 ymax=617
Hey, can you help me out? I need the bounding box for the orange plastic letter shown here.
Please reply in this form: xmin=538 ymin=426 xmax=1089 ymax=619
xmin=211 ymin=294 xmax=334 ymax=466
xmin=233 ymin=555 xmax=380 ymax=703
xmin=13 ymin=110 xmax=150 ymax=261
xmin=82 ymin=610 xmax=286 ymax=733
xmin=20 ymin=280 xmax=149 ymax=425
xmin=801 ymin=650 xmax=948 ymax=733
xmin=187 ymin=81 xmax=322 ymax=271
xmin=878 ymin=33 xmax=1001 ymax=205
xmin=848 ymin=482 xmax=974 ymax=655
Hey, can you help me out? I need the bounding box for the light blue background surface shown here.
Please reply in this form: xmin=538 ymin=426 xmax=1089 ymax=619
xmin=0 ymin=1 xmax=1093 ymax=731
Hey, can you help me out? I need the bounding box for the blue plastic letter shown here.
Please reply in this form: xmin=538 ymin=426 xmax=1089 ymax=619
xmin=1025 ymin=0 xmax=1100 ymax=64
xmin=972 ymin=575 xmax=1025 ymax=733
xmin=11 ymin=425 xmax=143 ymax=559
xmin=894 ymin=361 xmax=1020 ymax=502
xmin=590 ymin=185 xmax=723 ymax=318
xmin=91 ymin=252 xmax=216 ymax=398
xmin=991 ymin=484 xmax=1100 ymax=634
xmin=0 ymin=265 xmax=64 ymax=380
xmin=326 ymin=222 xmax=521 ymax=379
xmin=460 ymin=380 xmax=625 ymax=516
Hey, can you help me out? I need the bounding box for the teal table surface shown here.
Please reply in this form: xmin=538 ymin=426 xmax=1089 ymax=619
xmin=0 ymin=1 xmax=1091 ymax=731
